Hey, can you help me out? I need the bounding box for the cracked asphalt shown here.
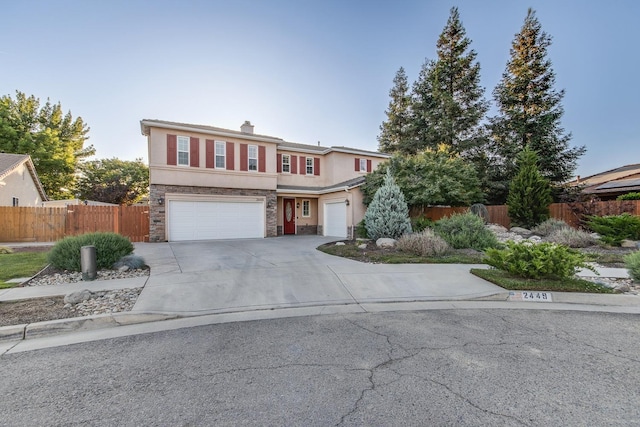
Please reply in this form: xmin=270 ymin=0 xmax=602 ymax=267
xmin=1 ymin=309 xmax=639 ymax=426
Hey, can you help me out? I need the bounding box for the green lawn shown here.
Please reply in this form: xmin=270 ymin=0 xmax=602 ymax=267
xmin=0 ymin=252 xmax=49 ymax=289
xmin=470 ymin=268 xmax=615 ymax=293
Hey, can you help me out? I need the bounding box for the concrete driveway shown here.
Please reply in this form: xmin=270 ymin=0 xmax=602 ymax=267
xmin=132 ymin=236 xmax=503 ymax=315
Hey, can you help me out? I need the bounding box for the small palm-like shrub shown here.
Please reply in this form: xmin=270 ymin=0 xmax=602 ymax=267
xmin=624 ymin=251 xmax=640 ymax=282
xmin=397 ymin=229 xmax=450 ymax=257
xmin=435 ymin=212 xmax=499 ymax=251
xmin=546 ymin=228 xmax=598 ymax=248
xmin=485 ymin=241 xmax=596 ymax=280
xmin=531 ymin=218 xmax=570 ymax=236
xmin=113 ymin=254 xmax=147 ymax=270
xmin=586 ymin=213 xmax=640 ymax=246
xmin=48 ymin=232 xmax=134 ymax=271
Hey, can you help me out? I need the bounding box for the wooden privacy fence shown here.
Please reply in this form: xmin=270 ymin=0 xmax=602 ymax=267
xmin=0 ymin=205 xmax=150 ymax=243
xmin=412 ymin=200 xmax=640 ymax=229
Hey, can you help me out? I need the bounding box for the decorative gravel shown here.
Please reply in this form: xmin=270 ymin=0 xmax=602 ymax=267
xmin=25 ymin=268 xmax=149 ymax=287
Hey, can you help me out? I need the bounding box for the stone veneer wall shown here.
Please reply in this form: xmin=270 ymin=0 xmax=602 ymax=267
xmin=296 ymin=225 xmax=318 ymax=235
xmin=149 ymin=184 xmax=277 ymax=242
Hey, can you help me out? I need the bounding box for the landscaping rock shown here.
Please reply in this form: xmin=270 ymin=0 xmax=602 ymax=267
xmin=358 ymin=244 xmax=367 ymax=250
xmin=376 ymin=238 xmax=397 ymax=248
xmin=529 ymin=235 xmax=542 ymax=243
xmin=510 ymin=227 xmax=533 ymax=236
xmin=118 ymin=265 xmax=130 ymax=273
xmin=335 ymin=242 xmax=345 ymax=246
xmin=64 ymin=289 xmax=93 ymax=304
xmin=486 ymin=224 xmax=508 ymax=233
xmin=620 ymin=240 xmax=639 ymax=248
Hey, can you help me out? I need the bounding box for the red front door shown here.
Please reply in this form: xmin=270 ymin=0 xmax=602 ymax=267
xmin=283 ymin=198 xmax=296 ymax=235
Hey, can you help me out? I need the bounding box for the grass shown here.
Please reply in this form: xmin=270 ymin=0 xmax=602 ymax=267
xmin=0 ymin=252 xmax=49 ymax=289
xmin=318 ymin=242 xmax=486 ymax=264
xmin=470 ymin=268 xmax=615 ymax=293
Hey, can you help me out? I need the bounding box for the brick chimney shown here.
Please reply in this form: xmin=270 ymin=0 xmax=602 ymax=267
xmin=241 ymin=121 xmax=254 ymax=134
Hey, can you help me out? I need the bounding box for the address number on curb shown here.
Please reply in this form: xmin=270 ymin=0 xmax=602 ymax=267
xmin=508 ymin=291 xmax=553 ymax=302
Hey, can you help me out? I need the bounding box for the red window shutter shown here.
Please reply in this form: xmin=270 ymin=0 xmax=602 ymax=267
xmin=206 ymin=140 xmax=214 ymax=169
xmin=367 ymin=159 xmax=372 ymax=172
xmin=299 ymin=156 xmax=306 ymax=175
xmin=258 ymin=146 xmax=266 ymax=172
xmin=240 ymin=144 xmax=248 ymax=171
xmin=291 ymin=155 xmax=297 ymax=174
xmin=167 ymin=134 xmax=177 ymax=165
xmin=277 ymin=154 xmax=282 ymax=173
xmin=354 ymin=158 xmax=359 ymax=171
xmin=190 ymin=137 xmax=199 ymax=167
xmin=226 ymin=142 xmax=234 ymax=170
xmin=314 ymin=157 xmax=320 ymax=176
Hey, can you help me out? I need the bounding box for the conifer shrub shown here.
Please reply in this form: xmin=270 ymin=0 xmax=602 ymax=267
xmin=355 ymin=220 xmax=369 ymax=239
xmin=624 ymin=251 xmax=640 ymax=282
xmin=506 ymin=147 xmax=552 ymax=229
xmin=545 ymin=228 xmax=598 ymax=248
xmin=411 ymin=216 xmax=434 ymax=233
xmin=364 ymin=170 xmax=412 ymax=240
xmin=397 ymin=229 xmax=450 ymax=257
xmin=485 ymin=241 xmax=596 ymax=280
xmin=48 ymin=232 xmax=134 ymax=271
xmin=586 ymin=213 xmax=640 ymax=246
xmin=434 ymin=212 xmax=499 ymax=250
xmin=113 ymin=254 xmax=147 ymax=270
xmin=531 ymin=218 xmax=570 ymax=236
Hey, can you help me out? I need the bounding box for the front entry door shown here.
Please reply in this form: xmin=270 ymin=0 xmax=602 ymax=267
xmin=283 ymin=198 xmax=296 ymax=235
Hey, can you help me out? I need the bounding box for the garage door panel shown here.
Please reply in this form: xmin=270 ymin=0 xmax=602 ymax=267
xmin=324 ymin=202 xmax=347 ymax=238
xmin=169 ymin=200 xmax=264 ymax=241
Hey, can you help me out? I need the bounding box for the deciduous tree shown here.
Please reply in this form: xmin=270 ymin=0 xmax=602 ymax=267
xmin=76 ymin=158 xmax=149 ymax=205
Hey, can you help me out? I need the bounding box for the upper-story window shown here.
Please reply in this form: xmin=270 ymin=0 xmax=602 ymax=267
xmin=282 ymin=154 xmax=290 ymax=173
xmin=359 ymin=158 xmax=367 ymax=172
xmin=306 ymin=157 xmax=314 ymax=175
xmin=248 ymin=145 xmax=258 ymax=171
xmin=177 ymin=136 xmax=189 ymax=166
xmin=215 ymin=141 xmax=226 ymax=169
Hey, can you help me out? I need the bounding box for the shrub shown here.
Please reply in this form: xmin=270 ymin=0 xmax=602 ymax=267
xmin=531 ymin=218 xmax=570 ymax=236
xmin=617 ymin=192 xmax=640 ymax=201
xmin=485 ymin=241 xmax=596 ymax=280
xmin=624 ymin=251 xmax=640 ymax=282
xmin=355 ymin=219 xmax=369 ymax=239
xmin=397 ymin=229 xmax=450 ymax=257
xmin=586 ymin=213 xmax=640 ymax=246
xmin=545 ymin=228 xmax=598 ymax=248
xmin=506 ymin=147 xmax=552 ymax=228
xmin=0 ymin=246 xmax=14 ymax=254
xmin=113 ymin=254 xmax=147 ymax=270
xmin=364 ymin=170 xmax=412 ymax=240
xmin=469 ymin=203 xmax=490 ymax=223
xmin=48 ymin=232 xmax=134 ymax=271
xmin=434 ymin=212 xmax=499 ymax=251
xmin=411 ymin=216 xmax=434 ymax=233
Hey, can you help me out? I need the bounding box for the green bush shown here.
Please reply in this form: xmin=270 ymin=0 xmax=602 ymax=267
xmin=434 ymin=212 xmax=499 ymax=251
xmin=364 ymin=170 xmax=412 ymax=240
xmin=624 ymin=251 xmax=640 ymax=282
xmin=617 ymin=192 xmax=640 ymax=201
xmin=355 ymin=219 xmax=369 ymax=239
xmin=397 ymin=229 xmax=450 ymax=257
xmin=411 ymin=216 xmax=434 ymax=233
xmin=531 ymin=218 xmax=570 ymax=236
xmin=506 ymin=147 xmax=552 ymax=229
xmin=586 ymin=213 xmax=640 ymax=246
xmin=546 ymin=228 xmax=598 ymax=248
xmin=48 ymin=232 xmax=134 ymax=271
xmin=485 ymin=241 xmax=596 ymax=280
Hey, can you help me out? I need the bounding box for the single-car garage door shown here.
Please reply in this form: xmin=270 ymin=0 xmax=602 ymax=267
xmin=168 ymin=200 xmax=264 ymax=241
xmin=324 ymin=201 xmax=347 ymax=238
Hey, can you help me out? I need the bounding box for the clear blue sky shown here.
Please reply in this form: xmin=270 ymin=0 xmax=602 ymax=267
xmin=2 ymin=0 xmax=638 ymax=178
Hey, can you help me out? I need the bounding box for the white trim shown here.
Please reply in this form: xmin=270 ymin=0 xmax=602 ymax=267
xmin=281 ymin=154 xmax=291 ymax=173
xmin=177 ymin=136 xmax=190 ymax=166
xmin=306 ymin=157 xmax=314 ymax=175
xmin=215 ymin=140 xmax=226 ymax=169
xmin=302 ymin=199 xmax=311 ymax=217
xmin=277 ymin=145 xmax=391 ymax=159
xmin=359 ymin=158 xmax=367 ymax=172
xmin=141 ymin=120 xmax=283 ymax=144
xmin=248 ymin=144 xmax=258 ymax=172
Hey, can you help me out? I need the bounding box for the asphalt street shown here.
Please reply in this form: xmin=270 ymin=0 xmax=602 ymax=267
xmin=1 ymin=309 xmax=639 ymax=426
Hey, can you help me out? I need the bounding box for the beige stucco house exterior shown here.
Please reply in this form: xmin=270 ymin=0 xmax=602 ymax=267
xmin=0 ymin=153 xmax=47 ymax=207
xmin=141 ymin=119 xmax=389 ymax=242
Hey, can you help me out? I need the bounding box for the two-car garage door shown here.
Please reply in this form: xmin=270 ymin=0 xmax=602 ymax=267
xmin=168 ymin=200 xmax=264 ymax=241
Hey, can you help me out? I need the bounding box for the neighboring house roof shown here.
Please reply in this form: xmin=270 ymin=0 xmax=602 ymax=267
xmin=570 ymin=163 xmax=640 ymax=196
xmin=0 ymin=153 xmax=48 ymax=201
xmin=277 ymin=176 xmax=366 ymax=194
xmin=141 ymin=119 xmax=390 ymax=159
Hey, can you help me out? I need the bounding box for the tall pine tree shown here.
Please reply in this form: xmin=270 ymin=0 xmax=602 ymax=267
xmin=378 ymin=67 xmax=412 ymax=154
xmin=489 ymin=9 xmax=585 ymax=204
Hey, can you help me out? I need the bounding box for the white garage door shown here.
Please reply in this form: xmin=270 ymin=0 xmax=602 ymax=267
xmin=324 ymin=202 xmax=347 ymax=238
xmin=168 ymin=200 xmax=264 ymax=241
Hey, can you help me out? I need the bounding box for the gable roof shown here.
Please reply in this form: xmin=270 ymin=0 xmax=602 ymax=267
xmin=0 ymin=153 xmax=48 ymax=201
xmin=573 ymin=163 xmax=640 ymax=186
xmin=277 ymin=176 xmax=366 ymax=194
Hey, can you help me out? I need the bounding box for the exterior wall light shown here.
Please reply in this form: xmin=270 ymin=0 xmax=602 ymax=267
xmin=345 ymin=199 xmax=350 ymax=206
xmin=157 ymin=197 xmax=164 ymax=205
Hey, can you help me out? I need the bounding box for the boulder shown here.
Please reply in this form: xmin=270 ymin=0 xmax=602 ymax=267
xmin=335 ymin=242 xmax=346 ymax=246
xmin=528 ymin=235 xmax=542 ymax=243
xmin=64 ymin=289 xmax=93 ymax=304
xmin=358 ymin=244 xmax=367 ymax=250
xmin=486 ymin=224 xmax=508 ymax=234
xmin=376 ymin=238 xmax=397 ymax=248
xmin=509 ymin=227 xmax=532 ymax=236
xmin=620 ymin=239 xmax=639 ymax=248
xmin=118 ymin=265 xmax=130 ymax=273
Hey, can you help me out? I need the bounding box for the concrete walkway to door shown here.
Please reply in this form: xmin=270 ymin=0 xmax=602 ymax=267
xmin=131 ymin=236 xmax=504 ymax=315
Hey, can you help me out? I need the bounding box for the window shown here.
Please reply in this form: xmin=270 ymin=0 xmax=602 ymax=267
xmin=177 ymin=136 xmax=189 ymax=166
xmin=306 ymin=157 xmax=313 ymax=175
xmin=215 ymin=141 xmax=226 ymax=169
xmin=248 ymin=145 xmax=258 ymax=171
xmin=12 ymin=197 xmax=19 ymax=207
xmin=302 ymin=200 xmax=310 ymax=217
xmin=360 ymin=158 xmax=367 ymax=172
xmin=282 ymin=154 xmax=290 ymax=173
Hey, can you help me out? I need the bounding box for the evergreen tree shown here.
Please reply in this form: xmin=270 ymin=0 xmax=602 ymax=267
xmin=411 ymin=7 xmax=488 ymax=155
xmin=378 ymin=67 xmax=412 ymax=154
xmin=507 ymin=147 xmax=552 ymax=228
xmin=489 ymin=9 xmax=585 ymax=204
xmin=364 ymin=169 xmax=412 ymax=240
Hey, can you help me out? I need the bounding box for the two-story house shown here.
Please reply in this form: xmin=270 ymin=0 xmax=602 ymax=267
xmin=141 ymin=119 xmax=388 ymax=242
